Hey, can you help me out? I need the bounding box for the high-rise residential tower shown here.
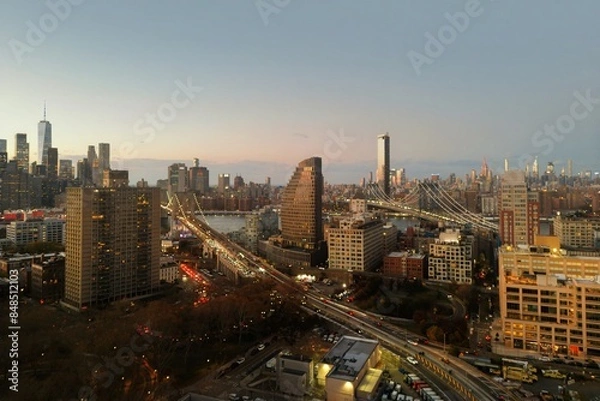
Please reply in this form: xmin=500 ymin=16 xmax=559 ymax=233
xmin=38 ymin=105 xmax=52 ymax=166
xmin=376 ymin=133 xmax=390 ymax=196
xmin=498 ymin=170 xmax=540 ymax=246
xmin=64 ymin=186 xmax=161 ymax=310
xmin=280 ymin=157 xmax=323 ymax=250
xmin=14 ymin=133 xmax=29 ymax=171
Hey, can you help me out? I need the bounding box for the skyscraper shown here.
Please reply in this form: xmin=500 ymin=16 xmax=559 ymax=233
xmin=14 ymin=133 xmax=29 ymax=171
xmin=532 ymin=156 xmax=539 ymax=180
xmin=59 ymin=159 xmax=73 ymax=180
xmin=98 ymin=143 xmax=110 ymax=172
xmin=280 ymin=157 xmax=323 ymax=250
xmin=64 ymin=186 xmax=161 ymax=310
xmin=189 ymin=166 xmax=209 ymax=194
xmin=0 ymin=139 xmax=7 ymax=153
xmin=376 ymin=133 xmax=390 ymax=196
xmin=47 ymin=147 xmax=58 ymax=179
xmin=168 ymin=163 xmax=187 ymax=194
xmin=217 ymin=173 xmax=230 ymax=193
xmin=87 ymin=145 xmax=99 ymax=185
xmin=38 ymin=105 xmax=52 ymax=166
xmin=498 ymin=170 xmax=540 ymax=246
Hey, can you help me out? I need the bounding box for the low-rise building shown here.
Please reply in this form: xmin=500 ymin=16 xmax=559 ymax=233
xmin=383 ymin=251 xmax=427 ymax=280
xmin=6 ymin=219 xmax=65 ymax=246
xmin=317 ymin=336 xmax=382 ymax=401
xmin=31 ymin=254 xmax=65 ymax=303
xmin=160 ymin=263 xmax=179 ymax=283
xmin=276 ymin=353 xmax=313 ymax=397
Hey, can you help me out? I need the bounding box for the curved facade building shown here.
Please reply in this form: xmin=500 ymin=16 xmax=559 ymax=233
xmin=280 ymin=157 xmax=323 ymax=250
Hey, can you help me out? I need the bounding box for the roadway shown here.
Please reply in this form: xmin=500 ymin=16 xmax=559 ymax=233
xmin=165 ymin=205 xmax=510 ymax=401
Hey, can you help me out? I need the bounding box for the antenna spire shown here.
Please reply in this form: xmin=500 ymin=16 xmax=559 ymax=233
xmin=43 ymin=101 xmax=46 ymax=120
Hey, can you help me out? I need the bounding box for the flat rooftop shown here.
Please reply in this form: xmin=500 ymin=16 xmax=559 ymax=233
xmin=323 ymin=335 xmax=378 ymax=381
xmin=386 ymin=252 xmax=425 ymax=259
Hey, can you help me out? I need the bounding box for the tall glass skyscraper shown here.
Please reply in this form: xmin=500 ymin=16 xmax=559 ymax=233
xmin=38 ymin=106 xmax=52 ymax=166
xmin=376 ymin=133 xmax=390 ymax=196
xmin=280 ymin=157 xmax=323 ymax=250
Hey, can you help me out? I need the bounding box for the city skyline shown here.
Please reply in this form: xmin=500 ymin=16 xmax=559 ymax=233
xmin=1 ymin=1 xmax=599 ymax=185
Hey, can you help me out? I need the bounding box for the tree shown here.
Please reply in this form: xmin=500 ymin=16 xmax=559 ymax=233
xmin=426 ymin=325 xmax=444 ymax=342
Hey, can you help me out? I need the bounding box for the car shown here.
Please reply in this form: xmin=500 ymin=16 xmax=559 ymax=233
xmin=406 ymin=356 xmax=419 ymax=365
xmin=257 ymin=343 xmax=265 ymax=351
xmin=408 ymin=339 xmax=418 ymax=346
xmin=229 ymin=394 xmax=240 ymax=401
xmin=539 ymin=356 xmax=552 ymax=362
xmin=236 ymin=357 xmax=245 ymax=365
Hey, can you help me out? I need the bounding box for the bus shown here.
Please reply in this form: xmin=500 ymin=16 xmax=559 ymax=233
xmin=502 ymin=358 xmax=532 ymax=372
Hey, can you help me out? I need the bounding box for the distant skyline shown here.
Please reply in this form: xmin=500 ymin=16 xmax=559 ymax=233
xmin=1 ymin=1 xmax=599 ymax=185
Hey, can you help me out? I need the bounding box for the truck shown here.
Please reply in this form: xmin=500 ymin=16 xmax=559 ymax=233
xmin=421 ymin=388 xmax=440 ymax=401
xmin=405 ymin=374 xmax=420 ymax=385
xmin=503 ymin=366 xmax=537 ymax=383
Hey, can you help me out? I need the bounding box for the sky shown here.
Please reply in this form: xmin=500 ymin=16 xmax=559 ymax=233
xmin=1 ymin=0 xmax=599 ymax=185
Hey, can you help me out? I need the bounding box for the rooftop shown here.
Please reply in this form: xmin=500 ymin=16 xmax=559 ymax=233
xmin=322 ymin=336 xmax=378 ymax=381
xmin=386 ymin=251 xmax=426 ymax=260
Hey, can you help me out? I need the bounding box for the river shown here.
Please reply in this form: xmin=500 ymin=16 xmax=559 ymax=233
xmin=203 ymin=214 xmax=420 ymax=234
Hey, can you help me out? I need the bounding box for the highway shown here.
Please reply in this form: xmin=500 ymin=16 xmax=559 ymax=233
xmin=165 ymin=203 xmax=512 ymax=401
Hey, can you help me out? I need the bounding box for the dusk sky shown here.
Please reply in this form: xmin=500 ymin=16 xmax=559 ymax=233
xmin=1 ymin=0 xmax=599 ymax=185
